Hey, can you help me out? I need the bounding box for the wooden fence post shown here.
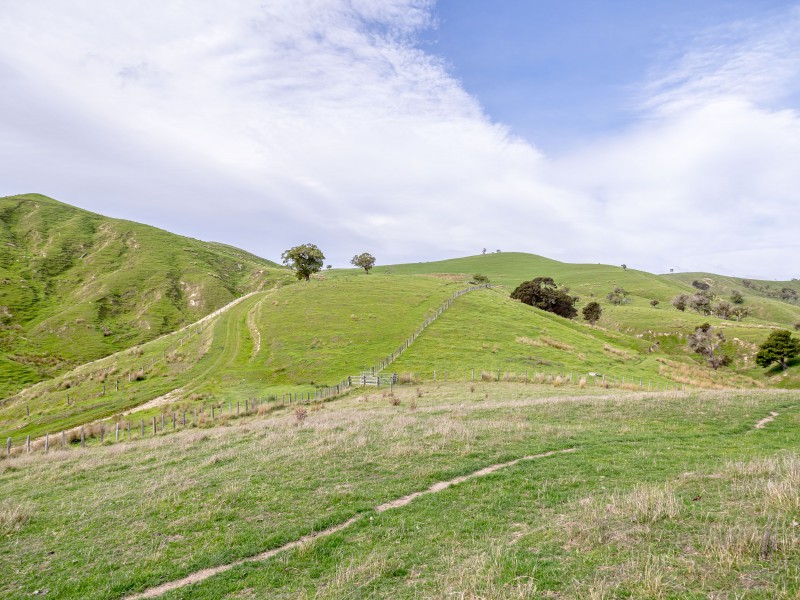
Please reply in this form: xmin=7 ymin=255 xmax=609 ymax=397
xmin=116 ymin=423 xmax=120 ymax=442
xmin=100 ymin=425 xmax=104 ymax=444
xmin=62 ymin=431 xmax=66 ymax=449
xmin=6 ymin=437 xmax=10 ymax=457
xmin=161 ymin=413 xmax=165 ymax=431
xmin=80 ymin=427 xmax=85 ymax=448
xmin=152 ymin=416 xmax=157 ymax=435
xmin=26 ymin=435 xmax=30 ymax=453
xmin=172 ymin=412 xmax=176 ymax=429
xmin=45 ymin=433 xmax=49 ymax=453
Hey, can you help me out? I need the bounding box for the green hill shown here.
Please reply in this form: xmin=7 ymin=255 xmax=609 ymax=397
xmin=0 ymin=194 xmax=286 ymax=396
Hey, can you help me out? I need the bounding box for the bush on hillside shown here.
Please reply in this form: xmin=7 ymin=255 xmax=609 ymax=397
xmin=510 ymin=277 xmax=577 ymax=319
xmin=672 ymin=294 xmax=689 ymax=312
xmin=582 ymin=301 xmax=602 ymax=325
xmin=606 ymin=287 xmax=629 ymax=305
xmin=687 ymin=323 xmax=731 ymax=370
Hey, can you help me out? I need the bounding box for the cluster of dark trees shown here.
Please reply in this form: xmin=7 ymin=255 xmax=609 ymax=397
xmin=672 ymin=289 xmax=751 ymax=321
xmin=742 ymin=279 xmax=799 ymax=304
xmin=510 ymin=277 xmax=578 ymax=319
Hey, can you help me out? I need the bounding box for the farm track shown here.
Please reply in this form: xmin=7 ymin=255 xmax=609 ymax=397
xmin=14 ymin=291 xmax=274 ymax=446
xmin=124 ymin=447 xmax=576 ymax=599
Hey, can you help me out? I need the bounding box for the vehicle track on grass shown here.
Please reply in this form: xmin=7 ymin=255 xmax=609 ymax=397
xmin=12 ymin=291 xmax=275 ymax=446
xmin=123 ymin=447 xmax=576 ymax=599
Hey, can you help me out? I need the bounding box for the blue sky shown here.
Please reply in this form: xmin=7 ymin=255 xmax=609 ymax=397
xmin=1 ymin=1 xmax=799 ymax=278
xmin=428 ymin=1 xmax=794 ymax=150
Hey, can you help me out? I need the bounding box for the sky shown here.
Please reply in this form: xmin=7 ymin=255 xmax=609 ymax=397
xmin=1 ymin=0 xmax=799 ymax=279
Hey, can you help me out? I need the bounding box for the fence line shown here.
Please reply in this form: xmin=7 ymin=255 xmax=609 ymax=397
xmin=3 ymin=368 xmax=691 ymax=458
xmin=349 ymin=284 xmax=492 ymax=385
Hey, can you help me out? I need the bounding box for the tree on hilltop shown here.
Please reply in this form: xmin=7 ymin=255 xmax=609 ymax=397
xmin=755 ymin=330 xmax=800 ymax=372
xmin=350 ymin=252 xmax=376 ymax=274
xmin=511 ymin=277 xmax=577 ymax=319
xmin=281 ymin=243 xmax=325 ymax=281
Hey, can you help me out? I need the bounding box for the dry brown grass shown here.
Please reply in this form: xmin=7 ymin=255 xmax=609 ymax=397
xmin=602 ymin=343 xmax=635 ymax=361
xmin=516 ymin=335 xmax=574 ymax=352
xmin=0 ymin=499 xmax=34 ymax=535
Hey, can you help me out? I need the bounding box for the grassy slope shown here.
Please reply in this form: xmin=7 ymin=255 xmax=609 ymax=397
xmin=1 ymin=384 xmax=797 ymax=599
xmin=0 ymin=274 xmax=464 ymax=442
xmin=365 ymin=252 xmax=800 ymax=385
xmin=0 ymin=194 xmax=283 ymax=396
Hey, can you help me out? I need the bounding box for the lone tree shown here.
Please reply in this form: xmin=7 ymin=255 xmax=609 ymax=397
xmin=582 ymin=301 xmax=602 ymax=325
xmin=688 ymin=323 xmax=731 ymax=370
xmin=350 ymin=252 xmax=376 ymax=274
xmin=755 ymin=330 xmax=800 ymax=372
xmin=510 ymin=277 xmax=577 ymax=319
xmin=472 ymin=274 xmax=490 ymax=284
xmin=281 ymin=243 xmax=325 ymax=281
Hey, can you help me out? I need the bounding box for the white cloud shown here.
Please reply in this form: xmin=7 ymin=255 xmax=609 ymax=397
xmin=0 ymin=1 xmax=799 ymax=279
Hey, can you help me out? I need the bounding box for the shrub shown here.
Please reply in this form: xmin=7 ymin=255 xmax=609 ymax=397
xmin=606 ymin=287 xmax=629 ymax=305
xmin=582 ymin=301 xmax=602 ymax=325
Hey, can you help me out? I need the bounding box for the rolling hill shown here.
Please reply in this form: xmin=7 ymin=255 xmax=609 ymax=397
xmin=0 ymin=194 xmax=287 ymax=396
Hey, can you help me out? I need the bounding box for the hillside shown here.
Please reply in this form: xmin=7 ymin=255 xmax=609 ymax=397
xmin=351 ymin=252 xmax=800 ymax=384
xmin=0 ymin=194 xmax=286 ymax=396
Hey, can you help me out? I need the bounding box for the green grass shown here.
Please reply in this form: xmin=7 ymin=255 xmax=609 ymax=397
xmin=1 ymin=384 xmax=798 ymax=598
xmin=0 ymin=274 xmax=465 ymax=442
xmin=0 ymin=194 xmax=285 ymax=397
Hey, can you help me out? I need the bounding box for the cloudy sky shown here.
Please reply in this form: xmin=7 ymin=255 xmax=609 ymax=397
xmin=1 ymin=1 xmax=799 ymax=278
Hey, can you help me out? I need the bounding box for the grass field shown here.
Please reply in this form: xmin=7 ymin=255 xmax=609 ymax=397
xmin=1 ymin=383 xmax=798 ymax=598
xmin=0 ymin=274 xmax=465 ymax=443
xmin=0 ymin=194 xmax=283 ymax=397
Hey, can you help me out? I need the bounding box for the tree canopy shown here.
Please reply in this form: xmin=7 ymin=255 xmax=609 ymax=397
xmin=350 ymin=252 xmax=376 ymax=273
xmin=281 ymin=243 xmax=325 ymax=281
xmin=582 ymin=301 xmax=602 ymax=325
xmin=510 ymin=277 xmax=577 ymax=319
xmin=755 ymin=330 xmax=800 ymax=371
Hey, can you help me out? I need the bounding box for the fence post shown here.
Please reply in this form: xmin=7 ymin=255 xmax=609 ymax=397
xmin=6 ymin=437 xmax=10 ymax=457
xmin=127 ymin=422 xmax=131 ymax=440
xmin=62 ymin=430 xmax=66 ymax=449
xmin=161 ymin=414 xmax=165 ymax=431
xmin=172 ymin=413 xmax=176 ymax=429
xmin=100 ymin=425 xmax=104 ymax=444
xmin=236 ymin=401 xmax=240 ymax=415
xmin=45 ymin=433 xmax=49 ymax=453
xmin=152 ymin=416 xmax=157 ymax=435
xmin=141 ymin=419 xmax=145 ymax=437
xmin=115 ymin=423 xmax=120 ymax=443
xmin=80 ymin=427 xmax=85 ymax=448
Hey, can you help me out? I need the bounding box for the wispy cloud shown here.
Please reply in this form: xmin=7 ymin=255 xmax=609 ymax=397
xmin=1 ymin=1 xmax=798 ymax=278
